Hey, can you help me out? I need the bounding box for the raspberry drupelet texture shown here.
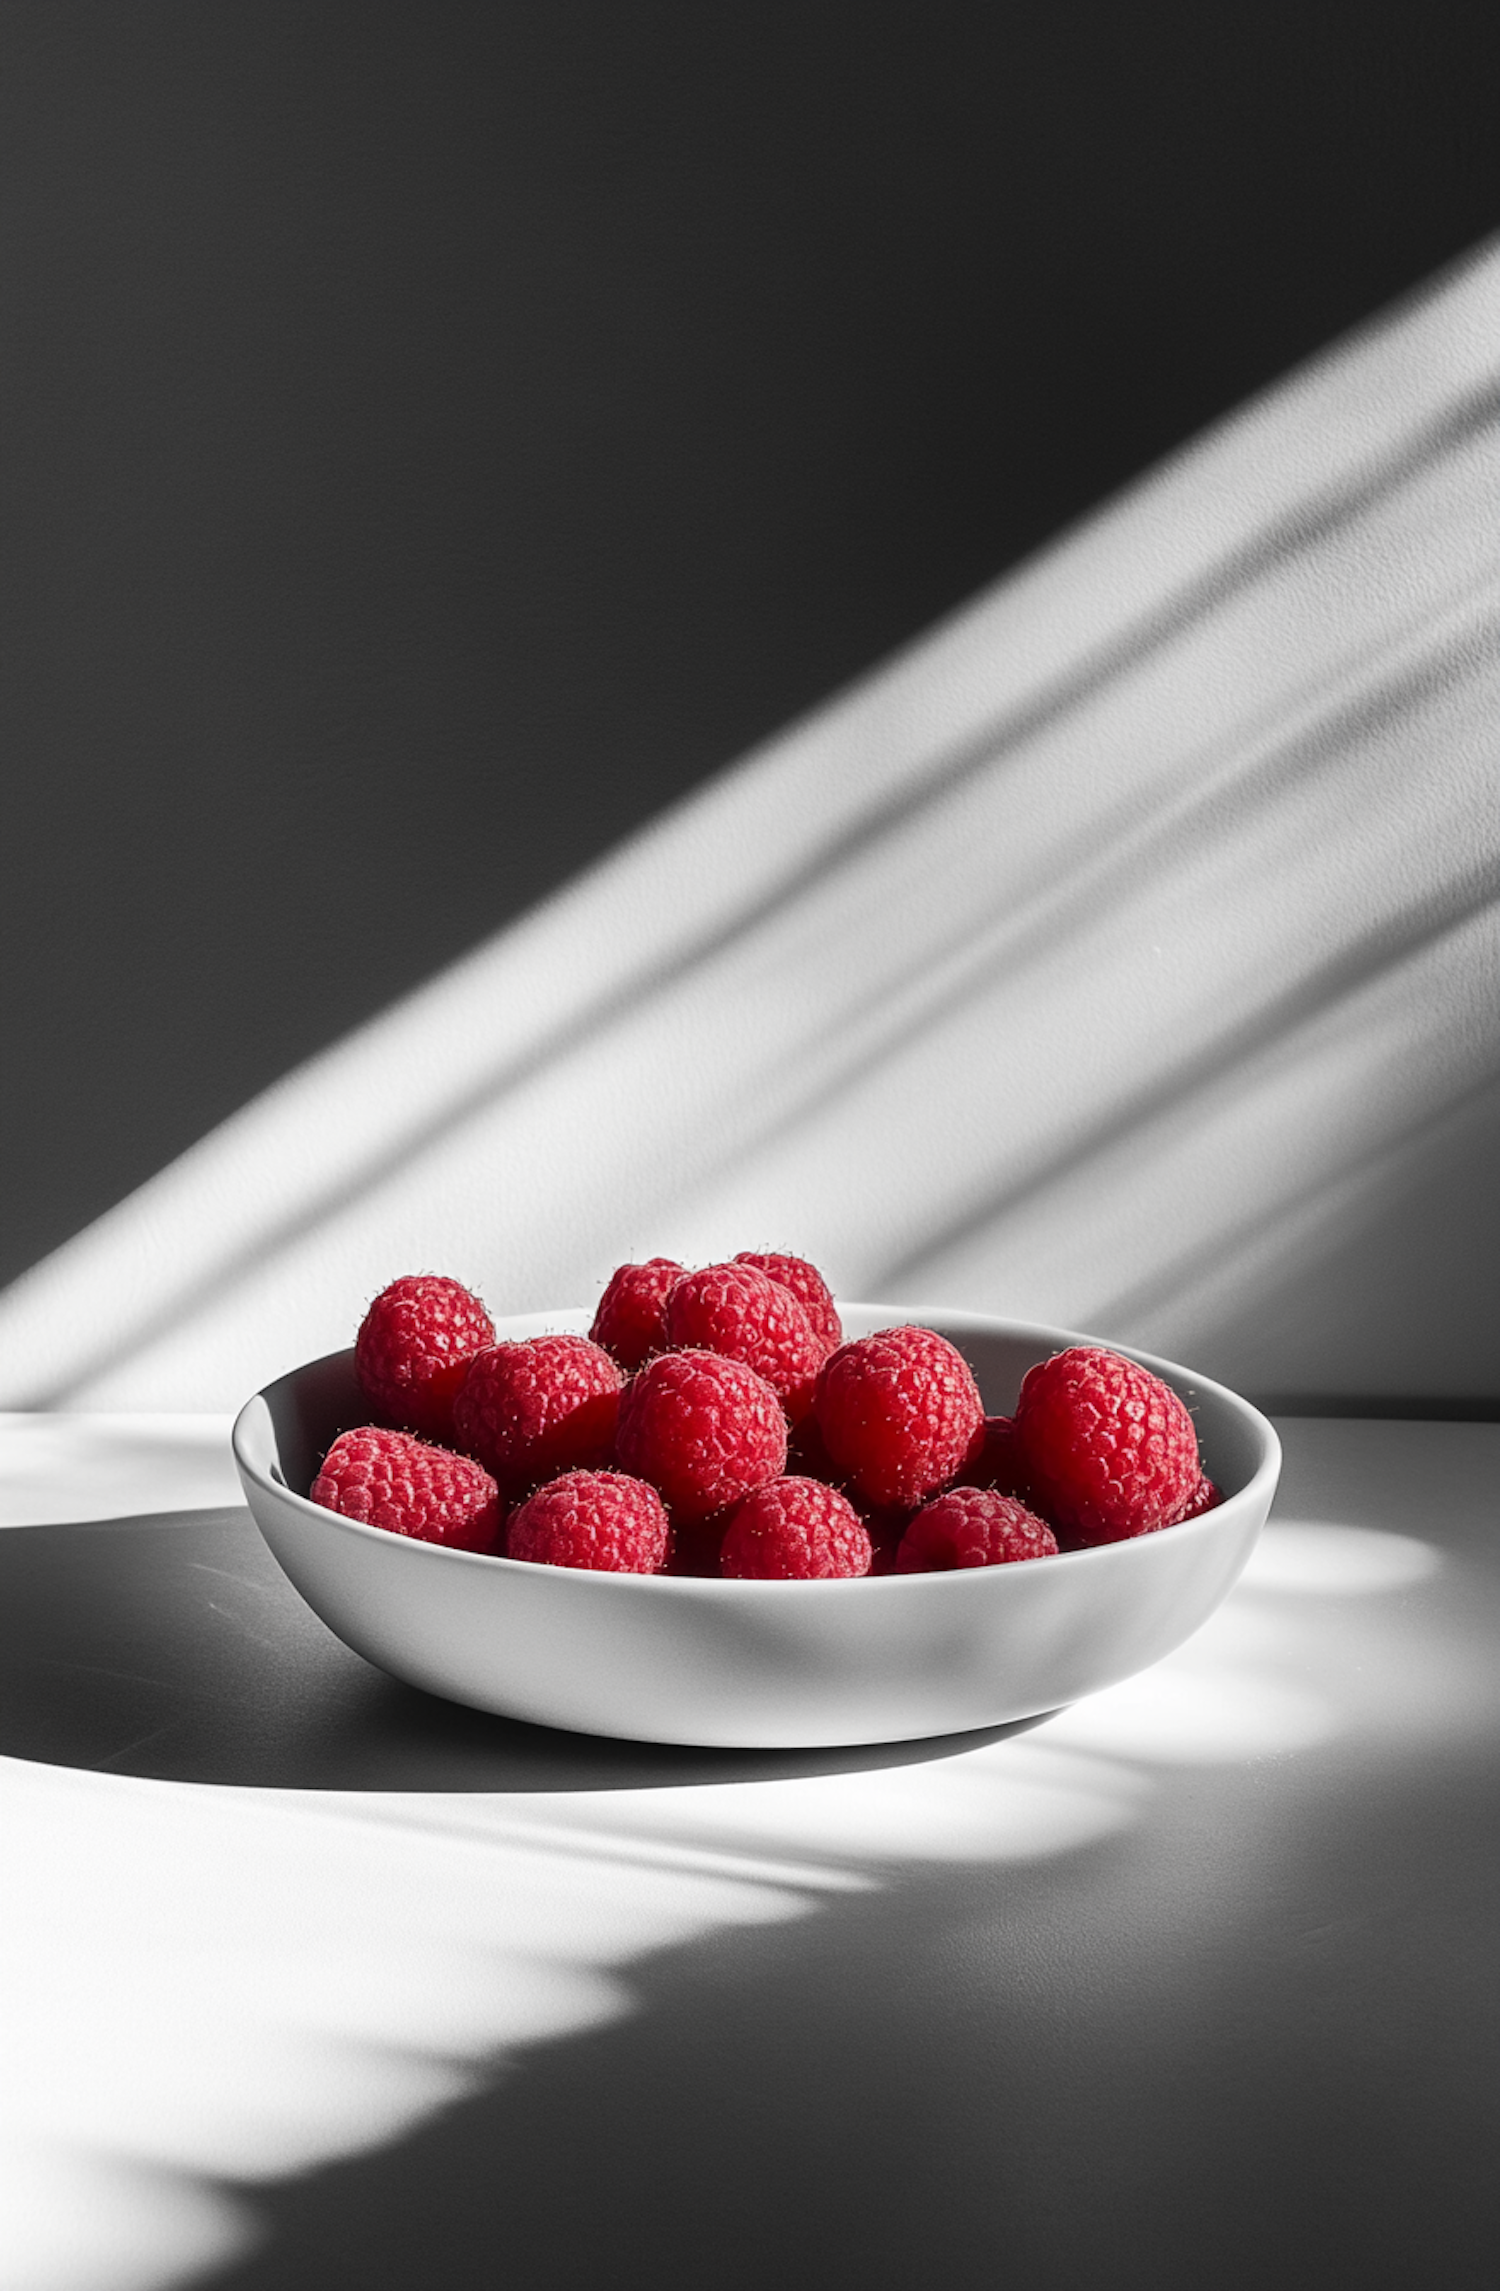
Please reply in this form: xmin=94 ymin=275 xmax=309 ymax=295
xmin=615 ymin=1349 xmax=788 ymax=1522
xmin=732 ymin=1253 xmax=842 ymax=1354
xmin=1013 ymin=1345 xmax=1200 ymax=1545
xmin=506 ymin=1469 xmax=669 ymax=1574
xmin=665 ymin=1262 xmax=824 ymax=1420
xmin=311 ymin=1426 xmax=502 ymax=1552
xmin=453 ymin=1334 xmax=622 ymax=1495
xmin=719 ymin=1476 xmax=873 ymax=1580
xmin=896 ymin=1485 xmax=1058 ymax=1572
xmin=814 ymin=1325 xmax=984 ymax=1510
xmin=355 ymin=1274 xmax=496 ymax=1441
xmin=1167 ymin=1474 xmax=1223 ymax=1524
xmin=589 ymin=1258 xmax=686 ymax=1371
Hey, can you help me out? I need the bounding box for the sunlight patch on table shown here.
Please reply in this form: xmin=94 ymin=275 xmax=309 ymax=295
xmin=0 ymin=2139 xmax=254 ymax=2291
xmin=538 ymin=1741 xmax=1152 ymax=1871
xmin=0 ymin=1415 xmax=240 ymax=1528
xmin=1041 ymin=1665 xmax=1333 ymax=1763
xmin=0 ymin=1471 xmax=1480 ymax=2291
xmin=0 ymin=1751 xmax=815 ymax=2281
xmin=1241 ymin=1521 xmax=1442 ymax=1594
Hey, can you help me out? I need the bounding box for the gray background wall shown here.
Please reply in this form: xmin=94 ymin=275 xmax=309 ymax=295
xmin=5 ymin=0 xmax=1500 ymax=1293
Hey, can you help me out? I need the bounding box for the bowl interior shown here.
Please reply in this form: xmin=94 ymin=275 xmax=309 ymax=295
xmin=261 ymin=1345 xmax=367 ymax=1498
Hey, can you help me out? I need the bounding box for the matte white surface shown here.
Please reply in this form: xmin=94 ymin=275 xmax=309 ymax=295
xmin=0 ymin=1411 xmax=1494 ymax=2289
xmin=232 ymin=1309 xmax=1279 ymax=1746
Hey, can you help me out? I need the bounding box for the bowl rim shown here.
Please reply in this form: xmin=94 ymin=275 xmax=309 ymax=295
xmin=231 ymin=1304 xmax=1282 ymax=1597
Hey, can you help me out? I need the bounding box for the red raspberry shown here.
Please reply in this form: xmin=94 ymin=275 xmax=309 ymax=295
xmin=1167 ymin=1474 xmax=1223 ymax=1524
xmin=354 ymin=1274 xmax=496 ymax=1440
xmin=1013 ymin=1345 xmax=1200 ymax=1545
xmin=732 ymin=1253 xmax=842 ymax=1354
xmin=953 ymin=1413 xmax=1031 ymax=1499
xmin=506 ymin=1469 xmax=669 ymax=1574
xmin=615 ymin=1349 xmax=787 ymax=1523
xmin=895 ymin=1486 xmax=1058 ymax=1572
xmin=311 ymin=1426 xmax=501 ymax=1553
xmin=453 ymin=1334 xmax=622 ymax=1494
xmin=664 ymin=1262 xmax=824 ymax=1420
xmin=589 ymin=1258 xmax=685 ymax=1370
xmin=813 ymin=1325 xmax=984 ymax=1510
xmin=719 ymin=1476 xmax=873 ymax=1580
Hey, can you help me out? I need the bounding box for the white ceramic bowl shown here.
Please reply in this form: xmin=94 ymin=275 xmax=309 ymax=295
xmin=231 ymin=1306 xmax=1281 ymax=1749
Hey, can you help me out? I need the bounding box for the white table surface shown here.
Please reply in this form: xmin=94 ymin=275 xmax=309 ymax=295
xmin=1 ymin=1414 xmax=1496 ymax=2291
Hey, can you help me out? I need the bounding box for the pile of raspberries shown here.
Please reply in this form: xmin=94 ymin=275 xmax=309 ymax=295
xmin=309 ymin=1255 xmax=1219 ymax=1579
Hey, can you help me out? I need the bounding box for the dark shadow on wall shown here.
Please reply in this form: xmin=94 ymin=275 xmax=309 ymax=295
xmin=17 ymin=385 xmax=1500 ymax=1409
xmin=1158 ymin=1073 xmax=1500 ymax=1415
xmin=4 ymin=0 xmax=1500 ymax=1284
